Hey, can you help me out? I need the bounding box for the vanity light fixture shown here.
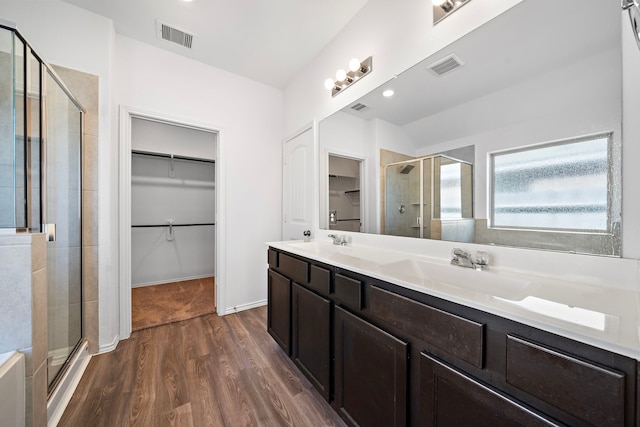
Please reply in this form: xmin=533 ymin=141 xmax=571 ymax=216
xmin=433 ymin=0 xmax=472 ymax=25
xmin=324 ymin=56 xmax=373 ymax=97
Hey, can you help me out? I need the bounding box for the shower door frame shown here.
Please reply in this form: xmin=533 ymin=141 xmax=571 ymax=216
xmin=41 ymin=64 xmax=86 ymax=394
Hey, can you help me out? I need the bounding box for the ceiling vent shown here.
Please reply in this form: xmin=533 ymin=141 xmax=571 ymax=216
xmin=427 ymin=54 xmax=464 ymax=76
xmin=350 ymin=102 xmax=369 ymax=112
xmin=156 ymin=20 xmax=194 ymax=49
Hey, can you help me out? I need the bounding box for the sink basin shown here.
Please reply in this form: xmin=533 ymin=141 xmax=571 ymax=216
xmin=282 ymin=241 xmax=535 ymax=301
xmin=285 ymin=241 xmax=407 ymax=265
xmin=285 ymin=241 xmax=331 ymax=255
xmin=382 ymin=259 xmax=534 ymax=301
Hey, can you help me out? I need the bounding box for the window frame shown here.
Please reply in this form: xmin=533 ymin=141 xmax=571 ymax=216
xmin=488 ymin=132 xmax=616 ymax=234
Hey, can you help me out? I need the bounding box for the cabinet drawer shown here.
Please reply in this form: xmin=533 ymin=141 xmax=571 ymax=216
xmin=334 ymin=273 xmax=363 ymax=310
xmin=420 ymin=353 xmax=559 ymax=427
xmin=506 ymin=335 xmax=625 ymax=427
xmin=268 ymin=248 xmax=278 ymax=269
xmin=368 ymin=286 xmax=484 ymax=368
xmin=278 ymin=253 xmax=309 ymax=284
xmin=308 ymin=265 xmax=331 ymax=296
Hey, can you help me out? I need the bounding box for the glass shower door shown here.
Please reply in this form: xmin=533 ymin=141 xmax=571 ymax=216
xmin=385 ymin=159 xmax=422 ymax=238
xmin=44 ymin=69 xmax=83 ymax=388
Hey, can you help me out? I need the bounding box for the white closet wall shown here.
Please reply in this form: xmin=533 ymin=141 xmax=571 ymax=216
xmin=131 ymin=118 xmax=216 ymax=287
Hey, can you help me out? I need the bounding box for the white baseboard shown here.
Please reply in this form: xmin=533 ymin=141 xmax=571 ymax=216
xmin=131 ymin=274 xmax=215 ymax=288
xmin=48 ymin=341 xmax=91 ymax=427
xmin=98 ymin=333 xmax=120 ymax=354
xmin=223 ymin=299 xmax=267 ymax=315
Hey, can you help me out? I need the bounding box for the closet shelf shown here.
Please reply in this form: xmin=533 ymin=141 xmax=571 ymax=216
xmin=132 ymin=150 xmax=215 ymax=164
xmin=132 ymin=223 xmax=215 ymax=228
xmin=345 ymin=190 xmax=360 ymax=205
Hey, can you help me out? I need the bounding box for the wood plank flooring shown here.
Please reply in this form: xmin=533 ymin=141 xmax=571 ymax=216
xmin=59 ymin=306 xmax=346 ymax=427
xmin=132 ymin=277 xmax=216 ymax=331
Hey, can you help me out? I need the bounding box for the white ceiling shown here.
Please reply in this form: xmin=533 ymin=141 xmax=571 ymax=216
xmin=59 ymin=0 xmax=369 ymax=89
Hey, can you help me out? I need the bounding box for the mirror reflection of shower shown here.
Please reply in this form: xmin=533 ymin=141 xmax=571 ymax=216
xmin=328 ymin=155 xmax=362 ymax=232
xmin=384 ymin=154 xmax=473 ymax=241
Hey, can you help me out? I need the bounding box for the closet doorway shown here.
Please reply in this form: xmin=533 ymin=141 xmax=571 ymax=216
xmin=129 ymin=118 xmax=217 ymax=331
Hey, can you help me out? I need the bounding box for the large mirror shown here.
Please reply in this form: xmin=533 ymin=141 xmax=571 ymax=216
xmin=319 ymin=0 xmax=623 ymax=256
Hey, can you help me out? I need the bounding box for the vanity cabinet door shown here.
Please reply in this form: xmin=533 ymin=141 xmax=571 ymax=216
xmin=267 ymin=269 xmax=291 ymax=355
xmin=420 ymin=353 xmax=560 ymax=427
xmin=334 ymin=306 xmax=408 ymax=427
xmin=292 ymin=283 xmax=331 ymax=401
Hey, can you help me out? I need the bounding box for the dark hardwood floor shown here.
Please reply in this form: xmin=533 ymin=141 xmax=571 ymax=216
xmin=59 ymin=306 xmax=346 ymax=427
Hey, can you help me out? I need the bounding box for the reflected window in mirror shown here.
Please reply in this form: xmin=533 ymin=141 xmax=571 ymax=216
xmin=490 ymin=134 xmax=614 ymax=232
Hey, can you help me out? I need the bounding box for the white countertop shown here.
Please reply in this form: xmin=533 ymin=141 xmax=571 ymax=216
xmin=268 ymin=239 xmax=640 ymax=360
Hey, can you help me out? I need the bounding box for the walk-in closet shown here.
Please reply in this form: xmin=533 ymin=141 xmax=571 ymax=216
xmin=130 ymin=118 xmax=217 ymax=330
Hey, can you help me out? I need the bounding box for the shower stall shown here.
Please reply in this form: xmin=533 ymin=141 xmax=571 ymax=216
xmin=1 ymin=24 xmax=84 ymax=393
xmin=384 ymin=155 xmax=474 ymax=241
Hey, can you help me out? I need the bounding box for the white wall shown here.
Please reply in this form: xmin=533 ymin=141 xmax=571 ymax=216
xmin=0 ymin=0 xmax=119 ymax=350
xmin=622 ymin=9 xmax=640 ymax=258
xmin=373 ymin=118 xmax=416 ymax=157
xmin=131 ymin=118 xmax=217 ymax=160
xmin=115 ymin=35 xmax=284 ymax=314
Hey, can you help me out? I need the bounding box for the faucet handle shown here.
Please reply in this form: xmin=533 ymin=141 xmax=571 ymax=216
xmin=474 ymin=251 xmax=489 ymax=270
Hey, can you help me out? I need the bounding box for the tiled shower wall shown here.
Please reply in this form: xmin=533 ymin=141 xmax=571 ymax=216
xmin=0 ymin=51 xmax=15 ymax=227
xmin=0 ymin=233 xmax=47 ymax=426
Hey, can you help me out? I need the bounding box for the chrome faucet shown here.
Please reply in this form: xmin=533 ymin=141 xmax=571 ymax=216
xmin=451 ymin=248 xmax=489 ymax=270
xmin=328 ymin=234 xmax=348 ymax=246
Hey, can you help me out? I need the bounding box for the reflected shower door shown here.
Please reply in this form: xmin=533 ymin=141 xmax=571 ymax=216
xmin=385 ymin=160 xmax=421 ymax=238
xmin=44 ymin=69 xmax=83 ymax=388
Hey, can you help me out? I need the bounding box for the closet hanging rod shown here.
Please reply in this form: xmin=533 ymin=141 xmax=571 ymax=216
xmin=131 ymin=150 xmax=216 ymax=164
xmin=132 ymin=223 xmax=215 ymax=228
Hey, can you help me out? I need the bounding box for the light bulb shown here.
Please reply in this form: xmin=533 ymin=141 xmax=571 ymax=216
xmin=382 ymin=89 xmax=394 ymax=97
xmin=335 ymin=69 xmax=347 ymax=82
xmin=348 ymin=58 xmax=361 ymax=72
xmin=324 ymin=78 xmax=335 ymax=91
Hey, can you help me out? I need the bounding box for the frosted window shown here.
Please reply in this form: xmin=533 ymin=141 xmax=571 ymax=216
xmin=440 ymin=163 xmax=462 ymax=218
xmin=491 ymin=135 xmax=610 ymax=231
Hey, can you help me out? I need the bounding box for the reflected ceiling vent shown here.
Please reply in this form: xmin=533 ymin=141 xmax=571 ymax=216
xmin=156 ymin=20 xmax=194 ymax=49
xmin=427 ymin=54 xmax=464 ymax=76
xmin=350 ymin=102 xmax=369 ymax=112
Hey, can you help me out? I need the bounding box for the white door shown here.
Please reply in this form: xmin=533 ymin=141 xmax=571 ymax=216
xmin=283 ymin=126 xmax=314 ymax=240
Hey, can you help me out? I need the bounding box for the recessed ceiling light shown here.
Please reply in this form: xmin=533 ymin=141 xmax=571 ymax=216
xmin=382 ymin=89 xmax=394 ymax=97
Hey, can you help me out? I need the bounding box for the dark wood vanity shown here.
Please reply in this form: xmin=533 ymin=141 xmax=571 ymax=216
xmin=267 ymin=247 xmax=638 ymax=426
